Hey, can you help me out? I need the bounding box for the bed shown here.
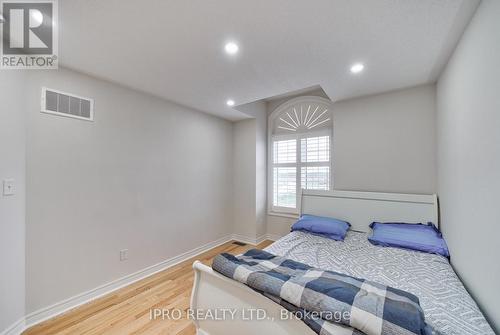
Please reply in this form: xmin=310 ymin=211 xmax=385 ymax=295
xmin=190 ymin=190 xmax=494 ymax=335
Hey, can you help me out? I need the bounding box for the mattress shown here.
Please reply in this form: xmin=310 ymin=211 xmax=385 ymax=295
xmin=265 ymin=231 xmax=494 ymax=335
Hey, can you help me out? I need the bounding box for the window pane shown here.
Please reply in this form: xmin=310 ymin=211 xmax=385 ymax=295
xmin=273 ymin=139 xmax=296 ymax=164
xmin=301 ymin=166 xmax=330 ymax=190
xmin=301 ymin=136 xmax=329 ymax=162
xmin=273 ymin=167 xmax=296 ymax=208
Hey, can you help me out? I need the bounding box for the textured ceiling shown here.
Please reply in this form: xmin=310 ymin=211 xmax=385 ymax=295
xmin=59 ymin=0 xmax=479 ymax=120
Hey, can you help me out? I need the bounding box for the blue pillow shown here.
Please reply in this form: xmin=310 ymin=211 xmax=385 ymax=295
xmin=368 ymin=222 xmax=450 ymax=257
xmin=291 ymin=214 xmax=351 ymax=241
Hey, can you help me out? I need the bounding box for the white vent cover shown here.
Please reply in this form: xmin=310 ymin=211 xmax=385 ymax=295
xmin=41 ymin=87 xmax=94 ymax=121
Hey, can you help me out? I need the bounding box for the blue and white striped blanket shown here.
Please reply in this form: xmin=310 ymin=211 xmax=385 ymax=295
xmin=212 ymin=249 xmax=432 ymax=335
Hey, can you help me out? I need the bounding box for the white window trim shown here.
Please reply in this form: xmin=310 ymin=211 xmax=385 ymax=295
xmin=267 ymin=96 xmax=334 ymax=218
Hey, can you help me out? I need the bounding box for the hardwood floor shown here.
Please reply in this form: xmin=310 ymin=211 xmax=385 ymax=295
xmin=23 ymin=240 xmax=273 ymax=335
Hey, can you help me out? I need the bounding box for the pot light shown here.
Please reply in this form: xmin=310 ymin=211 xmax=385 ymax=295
xmin=226 ymin=99 xmax=235 ymax=106
xmin=224 ymin=42 xmax=239 ymax=55
xmin=350 ymin=63 xmax=364 ymax=74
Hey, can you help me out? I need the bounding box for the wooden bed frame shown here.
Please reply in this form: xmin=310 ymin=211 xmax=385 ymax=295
xmin=190 ymin=190 xmax=438 ymax=335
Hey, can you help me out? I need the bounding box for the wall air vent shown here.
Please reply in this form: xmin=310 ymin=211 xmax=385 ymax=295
xmin=41 ymin=87 xmax=94 ymax=121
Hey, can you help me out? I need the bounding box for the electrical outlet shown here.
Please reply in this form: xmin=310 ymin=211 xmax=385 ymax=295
xmin=120 ymin=249 xmax=128 ymax=261
xmin=3 ymin=179 xmax=14 ymax=196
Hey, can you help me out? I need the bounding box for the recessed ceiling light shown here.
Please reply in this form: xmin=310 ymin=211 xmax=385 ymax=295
xmin=226 ymin=99 xmax=235 ymax=106
xmin=224 ymin=42 xmax=239 ymax=55
xmin=350 ymin=63 xmax=364 ymax=74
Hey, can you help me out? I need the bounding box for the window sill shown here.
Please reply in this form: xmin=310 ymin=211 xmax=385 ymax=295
xmin=267 ymin=211 xmax=299 ymax=219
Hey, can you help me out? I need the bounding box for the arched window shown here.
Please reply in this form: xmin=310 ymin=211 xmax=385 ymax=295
xmin=268 ymin=96 xmax=333 ymax=215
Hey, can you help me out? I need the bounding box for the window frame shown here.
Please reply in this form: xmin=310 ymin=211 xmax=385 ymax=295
xmin=268 ymin=128 xmax=333 ymax=217
xmin=267 ymin=96 xmax=334 ymax=218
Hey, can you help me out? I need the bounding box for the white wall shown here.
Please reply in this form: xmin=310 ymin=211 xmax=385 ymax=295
xmin=25 ymin=68 xmax=234 ymax=313
xmin=333 ymin=85 xmax=436 ymax=194
xmin=254 ymin=106 xmax=267 ymax=239
xmin=232 ymin=119 xmax=257 ymax=239
xmin=234 ymin=101 xmax=268 ymax=240
xmin=437 ymin=0 xmax=500 ymax=331
xmin=267 ymin=85 xmax=437 ymax=236
xmin=0 ymin=72 xmax=27 ymax=332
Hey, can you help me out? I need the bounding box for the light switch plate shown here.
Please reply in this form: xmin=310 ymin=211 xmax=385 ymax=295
xmin=3 ymin=179 xmax=14 ymax=196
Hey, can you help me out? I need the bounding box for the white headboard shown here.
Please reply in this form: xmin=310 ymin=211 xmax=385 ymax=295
xmin=299 ymin=190 xmax=438 ymax=233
